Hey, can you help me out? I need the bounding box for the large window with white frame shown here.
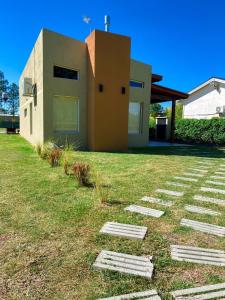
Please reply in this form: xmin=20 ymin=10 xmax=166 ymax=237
xmin=53 ymin=95 xmax=79 ymax=132
xmin=128 ymin=102 xmax=143 ymax=134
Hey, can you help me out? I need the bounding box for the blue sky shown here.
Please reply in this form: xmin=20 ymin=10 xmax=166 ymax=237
xmin=1 ymin=0 xmax=225 ymax=105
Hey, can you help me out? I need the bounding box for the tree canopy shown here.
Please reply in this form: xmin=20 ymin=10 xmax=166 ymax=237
xmin=0 ymin=70 xmax=19 ymax=115
xmin=149 ymin=103 xmax=165 ymax=117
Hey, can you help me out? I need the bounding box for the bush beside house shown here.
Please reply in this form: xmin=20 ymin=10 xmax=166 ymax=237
xmin=175 ymin=118 xmax=225 ymax=145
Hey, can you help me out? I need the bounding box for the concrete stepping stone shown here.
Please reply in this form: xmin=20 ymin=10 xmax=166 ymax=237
xmin=100 ymin=222 xmax=147 ymax=240
xmin=180 ymin=218 xmax=225 ymax=237
xmin=156 ymin=189 xmax=184 ymax=197
xmin=141 ymin=196 xmax=173 ymax=206
xmin=174 ymin=176 xmax=198 ymax=182
xmin=206 ymin=180 xmax=225 ymax=187
xmin=211 ymin=175 xmax=225 ymax=180
xmin=171 ymin=282 xmax=225 ymax=299
xmin=125 ymin=204 xmax=164 ymax=218
xmin=201 ymin=186 xmax=225 ymax=195
xmin=170 ymin=244 xmax=225 ymax=266
xmin=98 ymin=289 xmax=161 ymax=300
xmin=197 ymin=161 xmax=213 ymax=165
xmin=93 ymin=250 xmax=154 ymax=278
xmin=166 ymin=181 xmax=191 ymax=188
xmin=194 ymin=194 xmax=225 ymax=205
xmin=220 ymin=164 xmax=225 ymax=167
xmin=218 ymin=168 xmax=225 ymax=171
xmin=184 ymin=205 xmax=220 ymax=216
xmin=183 ymin=172 xmax=204 ymax=177
xmin=189 ymin=168 xmax=208 ymax=173
xmin=215 ymin=171 xmax=225 ymax=175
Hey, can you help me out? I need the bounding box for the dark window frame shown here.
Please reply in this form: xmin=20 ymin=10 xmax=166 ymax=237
xmin=53 ymin=65 xmax=79 ymax=80
xmin=130 ymin=80 xmax=145 ymax=88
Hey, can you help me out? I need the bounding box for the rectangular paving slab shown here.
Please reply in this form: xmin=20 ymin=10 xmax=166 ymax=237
xmin=184 ymin=205 xmax=220 ymax=216
xmin=156 ymin=189 xmax=184 ymax=197
xmin=174 ymin=176 xmax=198 ymax=182
xmin=189 ymin=168 xmax=208 ymax=173
xmin=171 ymin=282 xmax=225 ymax=299
xmin=183 ymin=172 xmax=204 ymax=177
xmin=98 ymin=289 xmax=161 ymax=300
xmin=170 ymin=244 xmax=225 ymax=266
xmin=206 ymin=180 xmax=225 ymax=187
xmin=201 ymin=186 xmax=225 ymax=195
xmin=180 ymin=218 xmax=225 ymax=237
xmin=197 ymin=161 xmax=214 ymax=165
xmin=211 ymin=175 xmax=225 ymax=180
xmin=125 ymin=204 xmax=165 ymax=218
xmin=194 ymin=194 xmax=225 ymax=205
xmin=100 ymin=222 xmax=147 ymax=240
xmin=166 ymin=181 xmax=191 ymax=188
xmin=141 ymin=196 xmax=173 ymax=206
xmin=215 ymin=171 xmax=225 ymax=175
xmin=93 ymin=250 xmax=154 ymax=278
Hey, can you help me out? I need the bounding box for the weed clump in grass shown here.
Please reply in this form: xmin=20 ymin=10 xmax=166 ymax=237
xmin=61 ymin=143 xmax=74 ymax=175
xmin=72 ymin=162 xmax=91 ymax=186
xmin=49 ymin=148 xmax=62 ymax=167
xmin=94 ymin=171 xmax=111 ymax=205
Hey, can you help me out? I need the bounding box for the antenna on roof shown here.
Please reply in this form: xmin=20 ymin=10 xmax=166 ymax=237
xmin=104 ymin=15 xmax=110 ymax=32
xmin=83 ymin=16 xmax=92 ymax=33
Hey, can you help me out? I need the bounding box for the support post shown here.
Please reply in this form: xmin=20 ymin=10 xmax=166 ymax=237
xmin=170 ymin=99 xmax=176 ymax=142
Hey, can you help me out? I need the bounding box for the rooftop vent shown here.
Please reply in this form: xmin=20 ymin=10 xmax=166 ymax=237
xmin=104 ymin=15 xmax=110 ymax=32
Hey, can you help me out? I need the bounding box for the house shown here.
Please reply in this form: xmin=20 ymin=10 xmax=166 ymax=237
xmin=20 ymin=28 xmax=188 ymax=151
xmin=182 ymin=77 xmax=225 ymax=119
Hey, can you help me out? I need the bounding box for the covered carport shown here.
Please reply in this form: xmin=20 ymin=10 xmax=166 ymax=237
xmin=150 ymin=74 xmax=188 ymax=142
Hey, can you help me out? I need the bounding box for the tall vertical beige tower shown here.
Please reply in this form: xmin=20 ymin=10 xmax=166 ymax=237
xmin=86 ymin=30 xmax=131 ymax=151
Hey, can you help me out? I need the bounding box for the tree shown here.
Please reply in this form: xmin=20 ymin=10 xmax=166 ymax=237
xmin=149 ymin=103 xmax=164 ymax=117
xmin=0 ymin=70 xmax=19 ymax=115
xmin=8 ymin=83 xmax=19 ymax=115
xmin=166 ymin=102 xmax=183 ymax=121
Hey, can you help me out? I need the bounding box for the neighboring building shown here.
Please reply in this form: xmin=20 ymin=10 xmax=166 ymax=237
xmin=19 ymin=28 xmax=151 ymax=151
xmin=182 ymin=77 xmax=225 ymax=119
xmin=0 ymin=114 xmax=19 ymax=133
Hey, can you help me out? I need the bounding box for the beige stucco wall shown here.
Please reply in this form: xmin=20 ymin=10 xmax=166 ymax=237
xmin=19 ymin=30 xmax=44 ymax=144
xmin=42 ymin=29 xmax=87 ymax=148
xmin=128 ymin=59 xmax=152 ymax=147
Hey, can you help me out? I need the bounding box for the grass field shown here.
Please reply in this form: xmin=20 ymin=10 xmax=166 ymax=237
xmin=1 ymin=135 xmax=225 ymax=299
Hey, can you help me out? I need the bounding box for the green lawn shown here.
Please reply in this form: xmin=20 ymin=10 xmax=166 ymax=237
xmin=1 ymin=135 xmax=225 ymax=299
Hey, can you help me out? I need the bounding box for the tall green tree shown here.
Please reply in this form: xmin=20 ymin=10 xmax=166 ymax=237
xmin=149 ymin=103 xmax=164 ymax=117
xmin=0 ymin=70 xmax=19 ymax=115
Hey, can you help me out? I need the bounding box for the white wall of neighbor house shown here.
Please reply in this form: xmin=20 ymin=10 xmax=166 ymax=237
xmin=19 ymin=30 xmax=44 ymax=144
xmin=183 ymin=83 xmax=225 ymax=119
xmin=42 ymin=29 xmax=88 ymax=148
xmin=128 ymin=59 xmax=152 ymax=147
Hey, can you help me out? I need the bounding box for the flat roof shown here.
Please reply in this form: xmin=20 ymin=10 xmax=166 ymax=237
xmin=151 ymin=84 xmax=188 ymax=103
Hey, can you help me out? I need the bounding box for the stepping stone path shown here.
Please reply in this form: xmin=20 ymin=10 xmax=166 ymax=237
xmin=184 ymin=204 xmax=220 ymax=216
xmin=170 ymin=244 xmax=225 ymax=266
xmin=206 ymin=180 xmax=225 ymax=187
xmin=201 ymin=186 xmax=225 ymax=195
xmin=183 ymin=172 xmax=204 ymax=177
xmin=171 ymin=282 xmax=225 ymax=299
xmin=180 ymin=218 xmax=225 ymax=237
xmin=166 ymin=181 xmax=191 ymax=188
xmin=174 ymin=176 xmax=198 ymax=182
xmin=211 ymin=175 xmax=225 ymax=180
xmin=189 ymin=168 xmax=208 ymax=173
xmin=141 ymin=196 xmax=173 ymax=206
xmin=125 ymin=204 xmax=165 ymax=218
xmin=93 ymin=250 xmax=154 ymax=279
xmin=156 ymin=189 xmax=184 ymax=197
xmin=196 ymin=161 xmax=213 ymax=165
xmin=98 ymin=289 xmax=161 ymax=300
xmin=194 ymin=194 xmax=225 ymax=205
xmin=100 ymin=222 xmax=147 ymax=240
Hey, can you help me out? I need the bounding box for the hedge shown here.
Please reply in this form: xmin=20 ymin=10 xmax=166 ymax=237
xmin=175 ymin=118 xmax=225 ymax=145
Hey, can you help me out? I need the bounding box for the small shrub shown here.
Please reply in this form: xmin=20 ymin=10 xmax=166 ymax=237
xmin=61 ymin=143 xmax=74 ymax=175
xmin=49 ymin=148 xmax=62 ymax=167
xmin=40 ymin=143 xmax=53 ymax=160
xmin=35 ymin=143 xmax=42 ymax=157
xmin=72 ymin=162 xmax=90 ymax=186
xmin=94 ymin=171 xmax=111 ymax=204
